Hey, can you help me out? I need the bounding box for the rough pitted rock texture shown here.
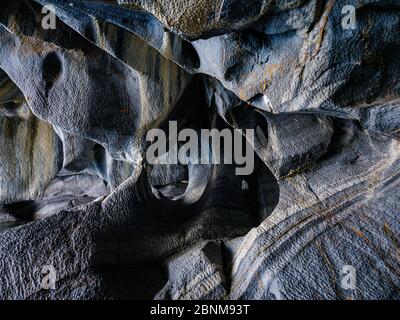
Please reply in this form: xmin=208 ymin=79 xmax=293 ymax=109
xmin=0 ymin=0 xmax=399 ymax=299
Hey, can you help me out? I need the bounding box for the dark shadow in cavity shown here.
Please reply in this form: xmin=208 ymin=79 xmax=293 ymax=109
xmin=2 ymin=200 xmax=37 ymax=221
xmin=42 ymin=52 xmax=63 ymax=98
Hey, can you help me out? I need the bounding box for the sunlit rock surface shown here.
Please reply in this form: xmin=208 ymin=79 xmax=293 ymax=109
xmin=0 ymin=0 xmax=399 ymax=299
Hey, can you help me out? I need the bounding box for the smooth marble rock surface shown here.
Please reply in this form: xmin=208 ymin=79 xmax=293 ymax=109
xmin=0 ymin=0 xmax=399 ymax=299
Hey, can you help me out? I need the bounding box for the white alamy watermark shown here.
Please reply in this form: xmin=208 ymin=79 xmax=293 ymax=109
xmin=340 ymin=265 xmax=356 ymax=290
xmin=41 ymin=5 xmax=57 ymax=30
xmin=145 ymin=121 xmax=255 ymax=175
xmin=40 ymin=264 xmax=57 ymax=290
xmin=341 ymin=5 xmax=357 ymax=30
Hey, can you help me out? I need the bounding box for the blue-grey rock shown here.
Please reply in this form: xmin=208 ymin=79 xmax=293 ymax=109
xmin=0 ymin=0 xmax=399 ymax=300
